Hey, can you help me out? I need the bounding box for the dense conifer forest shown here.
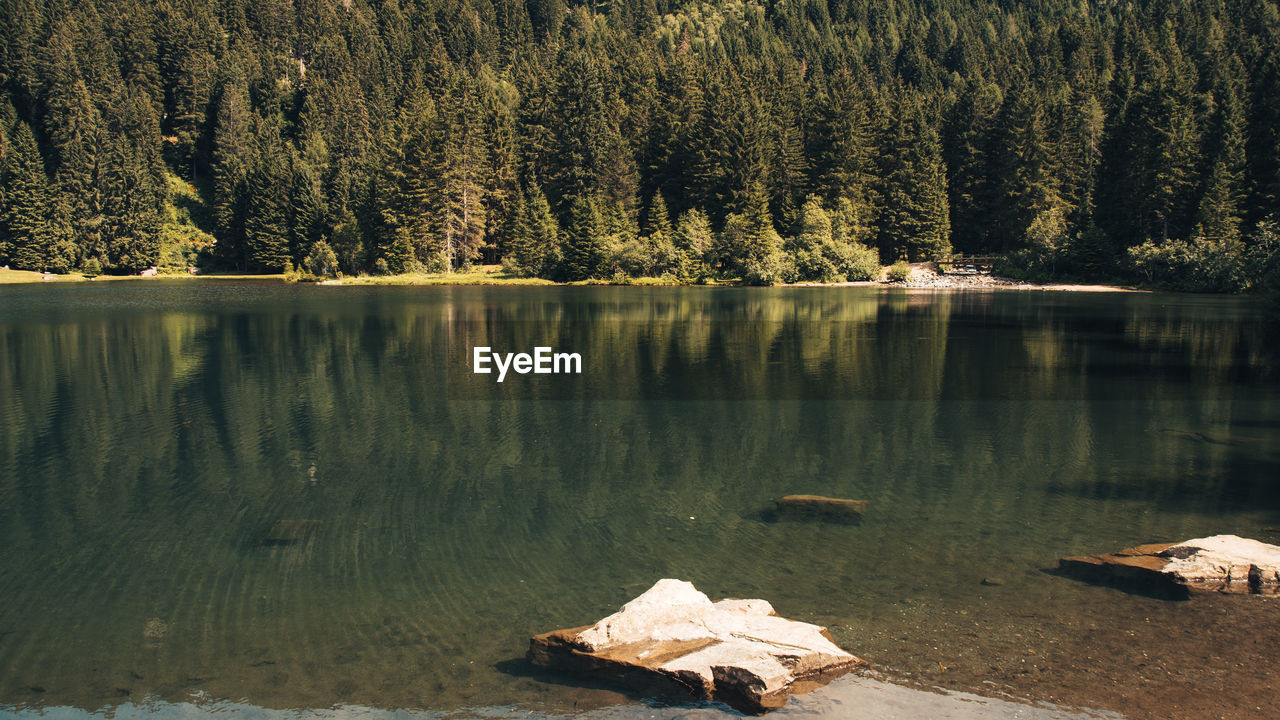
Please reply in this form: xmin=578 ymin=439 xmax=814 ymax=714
xmin=0 ymin=0 xmax=1278 ymax=288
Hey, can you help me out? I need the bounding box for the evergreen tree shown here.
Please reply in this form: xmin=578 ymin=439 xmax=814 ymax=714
xmin=992 ymin=90 xmax=1069 ymax=251
xmin=562 ymin=194 xmax=605 ymax=280
xmin=644 ymin=191 xmax=673 ymax=238
xmin=519 ymin=184 xmax=560 ymax=277
xmin=244 ymin=142 xmax=290 ymax=272
xmin=875 ymin=101 xmax=951 ymax=261
xmin=211 ymin=78 xmax=254 ymax=269
xmin=1 ymin=121 xmax=55 ymax=270
xmin=719 ymin=182 xmax=785 ymax=284
xmin=436 ymin=80 xmax=488 ymax=269
xmin=673 ymin=207 xmax=714 ymax=280
xmin=99 ymin=137 xmax=162 ymax=272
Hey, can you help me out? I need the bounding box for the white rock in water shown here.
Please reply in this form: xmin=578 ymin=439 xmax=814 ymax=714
xmin=529 ymin=579 xmax=862 ymax=713
xmin=1163 ymin=535 xmax=1280 ymax=590
xmin=1059 ymin=533 xmax=1280 ymax=595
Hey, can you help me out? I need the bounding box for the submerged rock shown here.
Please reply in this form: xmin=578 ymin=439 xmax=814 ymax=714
xmin=528 ymin=579 xmax=863 ymax=713
xmin=1059 ymin=534 xmax=1280 ymax=595
xmin=773 ymin=495 xmax=868 ymax=521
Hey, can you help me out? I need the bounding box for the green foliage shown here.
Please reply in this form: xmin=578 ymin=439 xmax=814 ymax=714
xmin=1 ymin=121 xmax=55 ymax=271
xmin=562 ymin=194 xmax=605 ymax=280
xmin=81 ymin=257 xmax=101 ymax=278
xmin=505 ymin=186 xmax=559 ymax=277
xmin=1 ymin=0 xmax=1275 ymax=290
xmin=887 ymin=260 xmax=912 ymax=283
xmin=305 ymin=240 xmax=340 ymax=279
xmin=1128 ymin=237 xmax=1248 ymax=293
xmin=876 ymin=101 xmax=951 ymax=262
xmin=719 ymin=184 xmax=784 ymax=283
xmin=1249 ymin=220 xmax=1280 ymax=309
xmin=673 ymin=209 xmax=715 ymax=282
xmin=828 ymin=241 xmax=881 ymax=282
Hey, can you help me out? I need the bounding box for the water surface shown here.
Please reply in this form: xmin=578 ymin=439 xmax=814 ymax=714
xmin=1 ymin=282 xmax=1277 ymax=719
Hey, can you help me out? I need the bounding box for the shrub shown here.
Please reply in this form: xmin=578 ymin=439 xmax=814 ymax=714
xmin=1246 ymin=219 xmax=1280 ymax=307
xmin=82 ymin=258 xmax=101 ymax=279
xmin=305 ymin=241 xmax=340 ymax=278
xmin=887 ymin=260 xmax=912 ymax=282
xmin=1127 ymin=236 xmax=1247 ymax=292
xmin=794 ymin=248 xmax=839 ymax=282
xmin=499 ymin=255 xmax=521 ymax=277
xmin=424 ymin=252 xmax=451 ymax=274
xmin=829 ymin=241 xmax=880 ymax=281
xmin=373 ymin=257 xmax=391 ymax=276
xmin=741 ymin=251 xmax=790 ymax=286
xmin=611 ymin=237 xmax=653 ymax=277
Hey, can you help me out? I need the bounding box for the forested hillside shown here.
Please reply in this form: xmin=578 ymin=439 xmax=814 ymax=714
xmin=1 ymin=0 xmax=1278 ymax=287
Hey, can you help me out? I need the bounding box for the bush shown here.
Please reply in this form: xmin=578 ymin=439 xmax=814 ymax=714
xmin=499 ymin=255 xmax=521 ymax=277
xmin=741 ymin=251 xmax=791 ymax=286
xmin=611 ymin=237 xmax=653 ymax=277
xmin=305 ymin=241 xmax=340 ymax=279
xmin=373 ymin=257 xmax=391 ymax=276
xmin=829 ymin=241 xmax=880 ymax=281
xmin=1127 ymin=236 xmax=1247 ymax=292
xmin=1246 ymin=219 xmax=1280 ymax=307
xmin=81 ymin=258 xmax=102 ymax=279
xmin=794 ymin=248 xmax=840 ymax=282
xmin=424 ymin=252 xmax=451 ymax=274
xmin=887 ymin=260 xmax=912 ymax=282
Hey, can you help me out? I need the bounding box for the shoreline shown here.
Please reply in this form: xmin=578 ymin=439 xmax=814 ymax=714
xmin=0 ymin=266 xmax=1142 ymax=293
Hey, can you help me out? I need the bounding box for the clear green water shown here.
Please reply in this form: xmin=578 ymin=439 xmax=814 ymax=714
xmin=0 ymin=282 xmax=1277 ymax=716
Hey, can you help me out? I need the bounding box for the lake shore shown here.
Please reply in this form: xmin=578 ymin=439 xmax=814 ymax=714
xmin=0 ymin=264 xmax=1142 ymax=292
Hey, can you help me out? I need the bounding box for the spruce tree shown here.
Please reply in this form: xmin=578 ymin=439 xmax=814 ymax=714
xmin=211 ymin=78 xmax=254 ymax=269
xmin=644 ymin=192 xmax=673 ymax=239
xmin=1 ymin=121 xmax=55 ymax=270
xmin=244 ymin=145 xmax=290 ymax=272
xmin=562 ymin=194 xmax=604 ymax=280
xmin=719 ymin=182 xmax=785 ymax=283
xmin=875 ymin=101 xmax=951 ymax=261
xmin=521 ymin=184 xmax=560 ymax=277
xmin=436 ymin=81 xmax=488 ymax=269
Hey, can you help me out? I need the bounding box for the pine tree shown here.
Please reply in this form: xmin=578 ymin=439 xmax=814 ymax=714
xmin=644 ymin=191 xmax=673 ymax=238
xmin=719 ymin=182 xmax=785 ymax=283
xmin=875 ymin=100 xmax=951 ymax=261
xmin=289 ymin=161 xmax=328 ymax=263
xmin=943 ymin=81 xmax=1000 ymax=252
xmin=562 ymin=194 xmax=605 ymax=280
xmin=244 ymin=142 xmax=290 ymax=272
xmin=810 ymin=67 xmax=876 ymax=227
xmin=383 ymin=89 xmax=440 ymax=265
xmin=674 ymin=207 xmax=714 ymax=280
xmin=436 ymin=81 xmax=488 ymax=269
xmin=0 ymin=121 xmax=55 ymax=270
xmin=1194 ymin=67 xmax=1246 ymax=243
xmin=100 ymin=137 xmax=162 ymax=272
xmin=519 ymin=184 xmax=560 ymax=276
xmin=992 ymin=90 xmax=1068 ymax=251
xmin=211 ymin=78 xmax=254 ymax=269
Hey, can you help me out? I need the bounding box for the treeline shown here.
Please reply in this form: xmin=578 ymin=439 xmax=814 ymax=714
xmin=0 ymin=0 xmax=1278 ymax=287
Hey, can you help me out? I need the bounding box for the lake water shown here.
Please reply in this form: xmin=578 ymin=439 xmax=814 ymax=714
xmin=1 ymin=282 xmax=1278 ymax=720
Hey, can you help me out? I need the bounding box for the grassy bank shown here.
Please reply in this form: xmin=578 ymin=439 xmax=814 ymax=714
xmin=1 ymin=264 xmax=1143 ymax=292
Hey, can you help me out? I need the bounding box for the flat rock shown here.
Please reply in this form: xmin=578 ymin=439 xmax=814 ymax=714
xmin=774 ymin=495 xmax=868 ymax=520
xmin=1060 ymin=534 xmax=1280 ymax=595
xmin=528 ymin=579 xmax=863 ymax=713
